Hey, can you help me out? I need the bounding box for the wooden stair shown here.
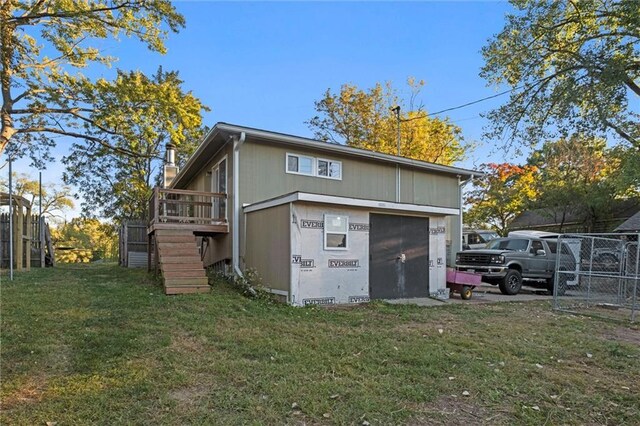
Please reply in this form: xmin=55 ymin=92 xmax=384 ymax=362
xmin=155 ymin=229 xmax=210 ymax=295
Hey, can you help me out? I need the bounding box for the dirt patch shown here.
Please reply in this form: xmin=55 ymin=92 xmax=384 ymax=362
xmin=409 ymin=395 xmax=511 ymax=425
xmin=0 ymin=376 xmax=48 ymax=410
xmin=168 ymin=384 xmax=210 ymax=405
xmin=170 ymin=333 xmax=207 ymax=354
xmin=604 ymin=327 xmax=640 ymax=346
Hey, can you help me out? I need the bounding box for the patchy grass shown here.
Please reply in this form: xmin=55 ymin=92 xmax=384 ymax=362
xmin=1 ymin=264 xmax=639 ymax=425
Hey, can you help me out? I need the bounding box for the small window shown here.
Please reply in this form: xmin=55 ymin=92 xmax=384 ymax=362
xmin=317 ymin=158 xmax=342 ymax=180
xmin=286 ymin=154 xmax=314 ymax=176
xmin=324 ymin=214 xmax=348 ymax=250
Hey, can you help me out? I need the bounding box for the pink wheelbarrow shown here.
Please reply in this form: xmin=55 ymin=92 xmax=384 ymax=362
xmin=446 ymin=268 xmax=483 ymax=300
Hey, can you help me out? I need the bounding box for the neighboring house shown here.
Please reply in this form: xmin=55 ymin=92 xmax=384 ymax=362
xmin=614 ymin=210 xmax=640 ymax=233
xmin=510 ymin=199 xmax=640 ymax=234
xmin=148 ymin=122 xmax=480 ymax=304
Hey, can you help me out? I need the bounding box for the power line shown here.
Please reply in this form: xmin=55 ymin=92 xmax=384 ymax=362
xmin=401 ymin=86 xmax=517 ymax=123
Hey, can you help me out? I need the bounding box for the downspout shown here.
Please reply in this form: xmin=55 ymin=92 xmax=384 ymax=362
xmin=232 ymin=131 xmax=246 ymax=278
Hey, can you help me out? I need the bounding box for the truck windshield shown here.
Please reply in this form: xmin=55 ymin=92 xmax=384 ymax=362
xmin=486 ymin=238 xmax=529 ymax=252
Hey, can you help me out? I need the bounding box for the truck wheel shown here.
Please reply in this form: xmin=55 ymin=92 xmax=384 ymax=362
xmin=460 ymin=286 xmax=473 ymax=300
xmin=499 ymin=270 xmax=522 ymax=295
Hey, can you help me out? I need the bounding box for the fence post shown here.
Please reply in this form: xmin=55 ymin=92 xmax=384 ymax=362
xmin=633 ymin=234 xmax=639 ymax=322
xmin=40 ymin=216 xmax=45 ymax=268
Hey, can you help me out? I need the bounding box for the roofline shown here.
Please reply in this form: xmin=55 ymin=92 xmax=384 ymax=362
xmin=172 ymin=122 xmax=482 ymax=187
xmin=243 ymin=191 xmax=460 ymax=216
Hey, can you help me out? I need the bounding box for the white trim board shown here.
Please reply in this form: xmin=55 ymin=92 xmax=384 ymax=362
xmin=243 ymin=192 xmax=460 ymax=216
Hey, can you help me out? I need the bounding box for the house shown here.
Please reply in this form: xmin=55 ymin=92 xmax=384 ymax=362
xmin=614 ymin=210 xmax=640 ymax=233
xmin=147 ymin=123 xmax=480 ymax=304
xmin=510 ymin=199 xmax=640 ymax=234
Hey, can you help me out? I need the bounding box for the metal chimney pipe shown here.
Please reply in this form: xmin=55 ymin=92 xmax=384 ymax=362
xmin=165 ymin=143 xmax=176 ymax=166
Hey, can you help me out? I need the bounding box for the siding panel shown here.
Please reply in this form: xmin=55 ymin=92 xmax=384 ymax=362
xmin=245 ymin=203 xmax=291 ymax=292
xmin=240 ymin=141 xmax=458 ymax=208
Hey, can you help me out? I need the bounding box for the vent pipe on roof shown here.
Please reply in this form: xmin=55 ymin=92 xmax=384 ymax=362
xmin=163 ymin=143 xmax=179 ymax=188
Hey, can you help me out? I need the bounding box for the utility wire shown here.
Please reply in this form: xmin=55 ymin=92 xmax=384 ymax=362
xmin=400 ymin=86 xmax=518 ymax=123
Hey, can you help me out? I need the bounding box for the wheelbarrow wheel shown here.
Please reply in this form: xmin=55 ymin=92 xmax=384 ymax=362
xmin=460 ymin=285 xmax=473 ymax=300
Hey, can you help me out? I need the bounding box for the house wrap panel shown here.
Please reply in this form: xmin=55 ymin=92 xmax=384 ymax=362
xmin=428 ymin=216 xmax=448 ymax=296
xmin=290 ymin=203 xmax=369 ymax=306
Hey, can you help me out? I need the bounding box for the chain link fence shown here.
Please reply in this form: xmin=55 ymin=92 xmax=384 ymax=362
xmin=553 ymin=233 xmax=639 ymax=322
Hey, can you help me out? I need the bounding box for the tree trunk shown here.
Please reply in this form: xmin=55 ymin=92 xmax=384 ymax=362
xmin=0 ymin=2 xmax=16 ymax=156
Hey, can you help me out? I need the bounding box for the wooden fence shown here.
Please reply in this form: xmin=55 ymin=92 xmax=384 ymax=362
xmin=0 ymin=213 xmax=52 ymax=269
xmin=119 ymin=220 xmax=149 ymax=268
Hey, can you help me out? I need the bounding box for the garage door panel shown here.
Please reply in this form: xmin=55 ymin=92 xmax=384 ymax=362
xmin=369 ymin=214 xmax=429 ymax=299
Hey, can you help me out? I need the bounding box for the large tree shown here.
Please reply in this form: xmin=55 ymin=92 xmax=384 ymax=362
xmin=307 ymin=79 xmax=466 ymax=165
xmin=51 ymin=217 xmax=117 ymax=262
xmin=1 ymin=172 xmax=74 ymax=218
xmin=527 ymin=135 xmax=616 ymax=231
xmin=481 ymin=0 xmax=640 ymax=150
xmin=0 ymin=0 xmax=184 ymax=164
xmin=464 ymin=163 xmax=539 ymax=235
xmin=62 ymin=68 xmax=206 ymax=221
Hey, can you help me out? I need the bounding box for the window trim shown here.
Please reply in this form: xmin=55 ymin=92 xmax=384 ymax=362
xmin=324 ymin=214 xmax=349 ymax=251
xmin=316 ymin=157 xmax=343 ymax=181
xmin=286 ymin=153 xmax=315 ymax=177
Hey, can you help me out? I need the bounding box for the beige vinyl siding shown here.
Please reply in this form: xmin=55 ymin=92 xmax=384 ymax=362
xmin=239 ymin=140 xmax=459 ymax=208
xmin=239 ymin=141 xmax=397 ymax=205
xmin=400 ymin=169 xmax=458 ymax=208
xmin=245 ymin=203 xmax=291 ymax=292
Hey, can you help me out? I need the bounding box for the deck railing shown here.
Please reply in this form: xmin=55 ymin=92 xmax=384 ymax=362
xmin=148 ymin=188 xmax=227 ymax=226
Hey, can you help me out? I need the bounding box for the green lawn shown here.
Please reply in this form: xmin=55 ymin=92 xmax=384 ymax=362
xmin=1 ymin=264 xmax=639 ymax=425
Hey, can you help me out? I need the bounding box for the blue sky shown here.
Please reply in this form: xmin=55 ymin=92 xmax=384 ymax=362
xmin=11 ymin=1 xmax=517 ymax=219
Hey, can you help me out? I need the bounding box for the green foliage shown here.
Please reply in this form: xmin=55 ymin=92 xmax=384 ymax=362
xmin=527 ymin=135 xmax=618 ymax=231
xmin=209 ymin=267 xmax=279 ymax=303
xmin=0 ymin=172 xmax=74 ymax=218
xmin=1 ymin=0 xmax=186 ymax=164
xmin=466 ymin=135 xmax=638 ymax=233
xmin=51 ymin=218 xmax=117 ymax=262
xmin=608 ymin=145 xmax=640 ymax=198
xmin=62 ymin=68 xmax=206 ymax=221
xmin=308 ymin=78 xmax=467 ymax=165
xmin=481 ymin=0 xmax=640 ymax=149
xmin=465 ymin=163 xmax=539 ymax=234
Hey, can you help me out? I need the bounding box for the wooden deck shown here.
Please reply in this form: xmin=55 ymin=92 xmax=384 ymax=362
xmin=147 ymin=187 xmax=229 ymax=294
xmin=148 ymin=187 xmax=229 ymax=235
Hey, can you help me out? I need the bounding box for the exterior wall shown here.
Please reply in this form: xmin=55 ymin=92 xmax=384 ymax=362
xmin=245 ymin=203 xmax=291 ymax=293
xmin=400 ymin=169 xmax=458 ymax=208
xmin=239 ymin=140 xmax=459 ymax=209
xmin=184 ymin=143 xmax=234 ymax=266
xmin=290 ymin=203 xmax=370 ymax=306
xmin=288 ymin=201 xmax=450 ymax=306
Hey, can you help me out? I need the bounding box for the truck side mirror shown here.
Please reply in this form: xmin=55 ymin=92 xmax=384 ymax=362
xmin=536 ymin=249 xmax=546 ymax=256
